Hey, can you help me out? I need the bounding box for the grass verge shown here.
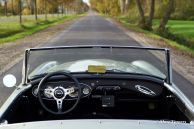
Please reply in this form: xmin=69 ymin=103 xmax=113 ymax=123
xmin=0 ymin=14 xmax=82 ymax=44
xmin=153 ymin=19 xmax=194 ymax=41
xmin=115 ymin=16 xmax=194 ymax=56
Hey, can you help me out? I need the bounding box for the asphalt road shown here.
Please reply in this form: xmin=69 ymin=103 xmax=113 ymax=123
xmin=0 ymin=12 xmax=194 ymax=106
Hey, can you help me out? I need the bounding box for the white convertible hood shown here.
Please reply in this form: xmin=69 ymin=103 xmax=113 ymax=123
xmin=0 ymin=120 xmax=194 ymax=129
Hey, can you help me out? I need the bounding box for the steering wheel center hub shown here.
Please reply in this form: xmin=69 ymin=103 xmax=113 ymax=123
xmin=54 ymin=88 xmax=65 ymax=99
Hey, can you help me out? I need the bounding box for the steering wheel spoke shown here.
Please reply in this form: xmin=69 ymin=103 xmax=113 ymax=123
xmin=56 ymin=99 xmax=63 ymax=113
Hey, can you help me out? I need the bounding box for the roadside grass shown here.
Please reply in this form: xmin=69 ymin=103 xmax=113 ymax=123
xmin=0 ymin=15 xmax=80 ymax=44
xmin=116 ymin=16 xmax=194 ymax=56
xmin=153 ymin=19 xmax=194 ymax=41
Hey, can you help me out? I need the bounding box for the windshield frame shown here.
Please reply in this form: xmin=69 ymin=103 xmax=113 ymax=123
xmin=22 ymin=45 xmax=172 ymax=85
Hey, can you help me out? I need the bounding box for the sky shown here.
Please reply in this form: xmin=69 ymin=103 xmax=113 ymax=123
xmin=83 ymin=0 xmax=90 ymax=6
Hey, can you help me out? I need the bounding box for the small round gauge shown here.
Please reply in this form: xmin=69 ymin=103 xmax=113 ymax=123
xmin=83 ymin=87 xmax=90 ymax=95
xmin=32 ymin=86 xmax=38 ymax=96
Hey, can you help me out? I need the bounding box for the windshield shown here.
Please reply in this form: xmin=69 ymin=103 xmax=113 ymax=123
xmin=27 ymin=46 xmax=168 ymax=80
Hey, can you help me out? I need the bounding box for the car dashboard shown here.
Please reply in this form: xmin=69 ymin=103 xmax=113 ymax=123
xmin=30 ymin=74 xmax=165 ymax=107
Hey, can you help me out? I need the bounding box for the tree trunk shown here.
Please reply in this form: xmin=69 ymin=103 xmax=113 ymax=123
xmin=25 ymin=0 xmax=30 ymax=10
xmin=135 ymin=0 xmax=146 ymax=29
xmin=30 ymin=0 xmax=34 ymax=14
xmin=119 ymin=0 xmax=125 ymax=14
xmin=62 ymin=4 xmax=64 ymax=16
xmin=57 ymin=5 xmax=60 ymax=18
xmin=158 ymin=0 xmax=174 ymax=32
xmin=11 ymin=0 xmax=14 ymax=15
xmin=4 ymin=0 xmax=7 ymax=16
xmin=147 ymin=0 xmax=155 ymax=27
xmin=124 ymin=0 xmax=130 ymax=13
xmin=44 ymin=0 xmax=47 ymax=21
xmin=19 ymin=0 xmax=22 ymax=25
xmin=52 ymin=9 xmax=54 ymax=17
xmin=34 ymin=0 xmax=38 ymax=22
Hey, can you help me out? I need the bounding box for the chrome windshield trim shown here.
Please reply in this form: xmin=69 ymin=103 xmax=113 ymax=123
xmin=28 ymin=45 xmax=168 ymax=51
xmin=165 ymin=49 xmax=172 ymax=84
xmin=22 ymin=49 xmax=30 ymax=85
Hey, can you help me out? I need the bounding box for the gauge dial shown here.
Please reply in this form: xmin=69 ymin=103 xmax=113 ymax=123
xmin=83 ymin=87 xmax=90 ymax=95
xmin=44 ymin=87 xmax=53 ymax=98
xmin=32 ymin=87 xmax=38 ymax=96
xmin=69 ymin=91 xmax=78 ymax=97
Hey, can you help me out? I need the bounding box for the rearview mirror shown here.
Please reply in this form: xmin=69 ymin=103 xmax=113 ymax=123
xmin=3 ymin=74 xmax=17 ymax=88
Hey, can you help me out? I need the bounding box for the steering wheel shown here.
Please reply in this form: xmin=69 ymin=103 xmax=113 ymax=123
xmin=37 ymin=71 xmax=81 ymax=115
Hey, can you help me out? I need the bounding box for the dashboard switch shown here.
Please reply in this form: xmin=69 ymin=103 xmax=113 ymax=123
xmin=102 ymin=96 xmax=114 ymax=107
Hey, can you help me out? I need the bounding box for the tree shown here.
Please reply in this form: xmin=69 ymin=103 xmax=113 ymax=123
xmin=158 ymin=0 xmax=174 ymax=33
xmin=11 ymin=0 xmax=14 ymax=15
xmin=135 ymin=0 xmax=155 ymax=30
xmin=4 ymin=0 xmax=8 ymax=16
xmin=29 ymin=0 xmax=35 ymax=14
xmin=34 ymin=0 xmax=38 ymax=22
xmin=124 ymin=0 xmax=130 ymax=13
xmin=119 ymin=0 xmax=125 ymax=14
xmin=19 ymin=0 xmax=22 ymax=25
xmin=90 ymin=0 xmax=120 ymax=16
xmin=44 ymin=0 xmax=47 ymax=21
xmin=147 ymin=0 xmax=155 ymax=28
xmin=119 ymin=0 xmax=130 ymax=14
xmin=135 ymin=0 xmax=147 ymax=29
xmin=7 ymin=0 xmax=20 ymax=15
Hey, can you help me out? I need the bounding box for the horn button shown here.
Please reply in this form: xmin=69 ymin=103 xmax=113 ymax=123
xmin=54 ymin=88 xmax=65 ymax=99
